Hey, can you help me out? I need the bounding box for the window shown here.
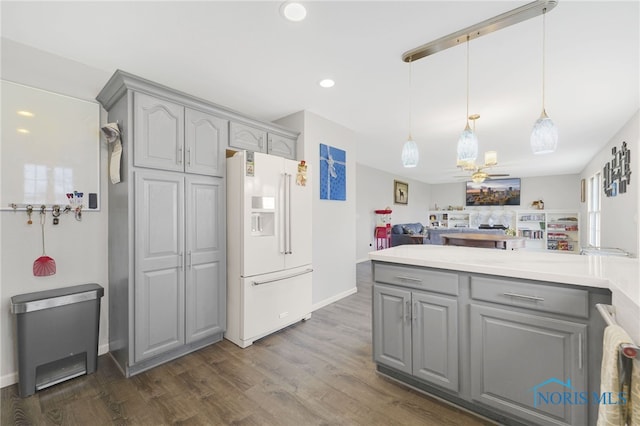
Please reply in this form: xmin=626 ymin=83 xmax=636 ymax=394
xmin=588 ymin=172 xmax=601 ymax=247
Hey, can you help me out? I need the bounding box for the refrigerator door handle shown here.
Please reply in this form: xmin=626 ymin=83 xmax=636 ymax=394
xmin=252 ymin=268 xmax=314 ymax=286
xmin=280 ymin=173 xmax=287 ymax=254
xmin=287 ymin=173 xmax=293 ymax=254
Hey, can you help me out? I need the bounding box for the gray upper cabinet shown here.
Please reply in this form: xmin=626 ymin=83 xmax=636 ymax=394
xmin=185 ymin=109 xmax=227 ymax=177
xmin=134 ymin=92 xmax=185 ymax=172
xmin=229 ymin=122 xmax=267 ymax=152
xmin=134 ymin=92 xmax=226 ymax=177
xmin=267 ymin=133 xmax=297 ymax=160
xmin=230 ymin=121 xmax=298 ymax=159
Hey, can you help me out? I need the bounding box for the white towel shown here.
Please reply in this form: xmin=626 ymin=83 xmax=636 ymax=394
xmin=630 ymin=358 xmax=640 ymax=425
xmin=598 ymin=324 xmax=636 ymax=426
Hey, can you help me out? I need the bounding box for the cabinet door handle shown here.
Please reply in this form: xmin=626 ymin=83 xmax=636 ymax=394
xmin=578 ymin=333 xmax=583 ymax=370
xmin=188 ymin=251 xmax=192 ymax=269
xmin=258 ymin=136 xmax=263 ymax=150
xmin=179 ymin=252 xmax=184 ymax=270
xmin=187 ymin=147 xmax=191 ymax=165
xmin=405 ymin=300 xmax=411 ymax=322
xmin=396 ymin=275 xmax=422 ymax=283
xmin=502 ymin=292 xmax=544 ymax=302
xmin=178 ymin=146 xmax=183 ymax=165
xmin=413 ymin=301 xmax=418 ymax=322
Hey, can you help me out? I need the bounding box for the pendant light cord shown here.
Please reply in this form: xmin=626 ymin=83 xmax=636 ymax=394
xmin=466 ymin=36 xmax=470 ymax=124
xmin=408 ymin=57 xmax=413 ymax=139
xmin=541 ymin=8 xmax=547 ymax=112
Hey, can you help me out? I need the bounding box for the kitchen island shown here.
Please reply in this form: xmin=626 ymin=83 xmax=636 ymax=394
xmin=369 ymin=245 xmax=639 ymax=426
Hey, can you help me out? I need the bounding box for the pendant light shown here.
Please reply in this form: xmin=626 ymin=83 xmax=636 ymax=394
xmin=401 ymin=57 xmax=419 ymax=168
xmin=530 ymin=7 xmax=558 ymax=154
xmin=457 ymin=37 xmax=478 ymax=164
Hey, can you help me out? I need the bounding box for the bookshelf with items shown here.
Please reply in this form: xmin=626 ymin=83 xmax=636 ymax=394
xmin=428 ymin=211 xmax=469 ymax=228
xmin=516 ymin=211 xmax=546 ymax=251
xmin=515 ymin=211 xmax=580 ymax=254
xmin=546 ymin=213 xmax=580 ymax=253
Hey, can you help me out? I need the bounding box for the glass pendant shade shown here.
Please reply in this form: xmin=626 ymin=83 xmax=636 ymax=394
xmin=530 ymin=109 xmax=558 ymax=154
xmin=402 ymin=137 xmax=419 ymax=168
xmin=457 ymin=122 xmax=478 ymax=163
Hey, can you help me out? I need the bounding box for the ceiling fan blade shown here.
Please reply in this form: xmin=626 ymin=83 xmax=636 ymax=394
xmin=487 ymin=173 xmax=510 ymax=177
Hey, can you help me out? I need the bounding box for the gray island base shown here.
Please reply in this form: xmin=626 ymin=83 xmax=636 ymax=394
xmin=371 ymin=259 xmax=611 ymax=426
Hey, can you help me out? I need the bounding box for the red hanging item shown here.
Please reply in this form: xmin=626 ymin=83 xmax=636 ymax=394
xmin=33 ymin=210 xmax=56 ymax=276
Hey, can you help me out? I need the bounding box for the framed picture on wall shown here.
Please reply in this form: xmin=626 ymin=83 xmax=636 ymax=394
xmin=394 ymin=180 xmax=408 ymax=204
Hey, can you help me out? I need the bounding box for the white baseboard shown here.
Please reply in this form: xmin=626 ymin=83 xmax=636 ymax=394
xmin=312 ymin=287 xmax=358 ymax=312
xmin=0 ymin=343 xmax=110 ymax=389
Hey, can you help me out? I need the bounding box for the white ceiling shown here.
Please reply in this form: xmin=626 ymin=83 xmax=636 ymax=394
xmin=2 ymin=1 xmax=638 ymax=184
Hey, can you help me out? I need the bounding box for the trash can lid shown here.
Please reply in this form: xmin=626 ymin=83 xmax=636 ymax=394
xmin=11 ymin=283 xmax=104 ymax=314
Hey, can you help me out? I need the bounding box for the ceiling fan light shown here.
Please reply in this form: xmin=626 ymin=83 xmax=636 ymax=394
xmin=531 ymin=110 xmax=558 ymax=154
xmin=402 ymin=137 xmax=419 ymax=168
xmin=484 ymin=150 xmax=497 ymax=166
xmin=457 ymin=123 xmax=478 ymax=163
xmin=472 ymin=172 xmax=487 ymax=183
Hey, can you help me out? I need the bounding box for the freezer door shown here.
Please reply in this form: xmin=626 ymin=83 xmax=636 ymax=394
xmin=283 ymin=158 xmax=312 ymax=269
xmin=242 ymin=152 xmax=285 ymax=276
xmin=241 ymin=266 xmax=312 ymax=343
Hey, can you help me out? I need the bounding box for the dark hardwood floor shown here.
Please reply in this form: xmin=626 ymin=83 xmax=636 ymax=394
xmin=1 ymin=262 xmax=493 ymax=425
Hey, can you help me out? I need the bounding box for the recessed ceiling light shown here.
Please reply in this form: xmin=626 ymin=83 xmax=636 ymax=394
xmin=17 ymin=128 xmax=30 ymax=134
xmin=319 ymin=79 xmax=335 ymax=88
xmin=280 ymin=2 xmax=307 ymax=22
xmin=17 ymin=110 xmax=34 ymax=117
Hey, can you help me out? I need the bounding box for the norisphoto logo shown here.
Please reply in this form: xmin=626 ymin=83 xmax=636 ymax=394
xmin=531 ymin=377 xmax=627 ymax=407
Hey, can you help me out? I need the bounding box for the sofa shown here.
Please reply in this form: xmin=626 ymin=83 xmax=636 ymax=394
xmin=390 ymin=223 xmax=506 ymax=247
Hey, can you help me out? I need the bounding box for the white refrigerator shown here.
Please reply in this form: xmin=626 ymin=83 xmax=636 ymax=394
xmin=225 ymin=150 xmax=312 ymax=348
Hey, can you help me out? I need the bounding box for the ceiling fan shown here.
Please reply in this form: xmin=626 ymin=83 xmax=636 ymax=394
xmin=462 ymin=165 xmax=510 ymax=183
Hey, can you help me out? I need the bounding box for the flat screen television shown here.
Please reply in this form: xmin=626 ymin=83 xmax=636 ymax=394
xmin=466 ymin=178 xmax=521 ymax=206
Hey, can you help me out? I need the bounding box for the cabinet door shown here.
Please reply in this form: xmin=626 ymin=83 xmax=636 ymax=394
xmin=185 ymin=176 xmax=226 ymax=343
xmin=268 ymin=133 xmax=296 ymax=160
xmin=229 ymin=122 xmax=267 ymax=152
xmin=134 ymin=92 xmax=184 ymax=172
xmin=134 ymin=171 xmax=185 ymax=361
xmin=412 ymin=292 xmax=458 ymax=392
xmin=470 ymin=304 xmax=587 ymax=426
xmin=185 ymin=109 xmax=227 ymax=177
xmin=373 ymin=284 xmax=412 ymax=375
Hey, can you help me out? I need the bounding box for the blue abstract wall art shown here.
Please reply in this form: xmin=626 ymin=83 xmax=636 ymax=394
xmin=319 ymin=143 xmax=346 ymax=201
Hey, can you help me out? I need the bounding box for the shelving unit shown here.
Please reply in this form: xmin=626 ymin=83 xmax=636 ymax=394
xmin=427 ymin=211 xmax=469 ymax=228
xmin=515 ymin=210 xmax=580 ymax=254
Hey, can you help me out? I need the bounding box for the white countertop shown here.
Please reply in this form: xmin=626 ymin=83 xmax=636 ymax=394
xmin=369 ymin=245 xmax=640 ymax=343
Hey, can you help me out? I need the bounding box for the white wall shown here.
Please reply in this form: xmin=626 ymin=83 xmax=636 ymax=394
xmin=1 ymin=39 xmax=111 ymax=387
xmin=579 ymin=110 xmax=639 ymax=256
xmin=355 ymin=163 xmax=430 ymax=262
xmin=275 ymin=111 xmax=357 ymax=309
xmin=429 ymin=175 xmax=580 ymax=211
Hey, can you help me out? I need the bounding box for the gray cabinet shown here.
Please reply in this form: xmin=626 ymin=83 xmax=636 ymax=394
xmin=97 ymin=70 xmax=227 ymax=377
xmin=134 ymin=92 xmax=227 ymax=177
xmin=469 ymin=304 xmax=587 ymax=426
xmin=230 ymin=121 xmax=297 ymax=160
xmin=373 ymin=282 xmax=458 ymax=392
xmin=267 ymin=133 xmax=297 ymax=160
xmin=371 ymin=260 xmax=610 ymax=426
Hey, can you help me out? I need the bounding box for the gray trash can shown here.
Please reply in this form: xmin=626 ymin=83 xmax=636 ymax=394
xmin=11 ymin=283 xmax=104 ymax=397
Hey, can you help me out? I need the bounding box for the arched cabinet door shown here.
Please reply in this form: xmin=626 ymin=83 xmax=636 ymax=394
xmin=185 ymin=109 xmax=227 ymax=177
xmin=134 ymin=92 xmax=184 ymax=172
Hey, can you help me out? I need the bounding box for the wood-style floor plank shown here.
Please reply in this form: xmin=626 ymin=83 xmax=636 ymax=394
xmin=0 ymin=262 xmax=494 ymax=425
